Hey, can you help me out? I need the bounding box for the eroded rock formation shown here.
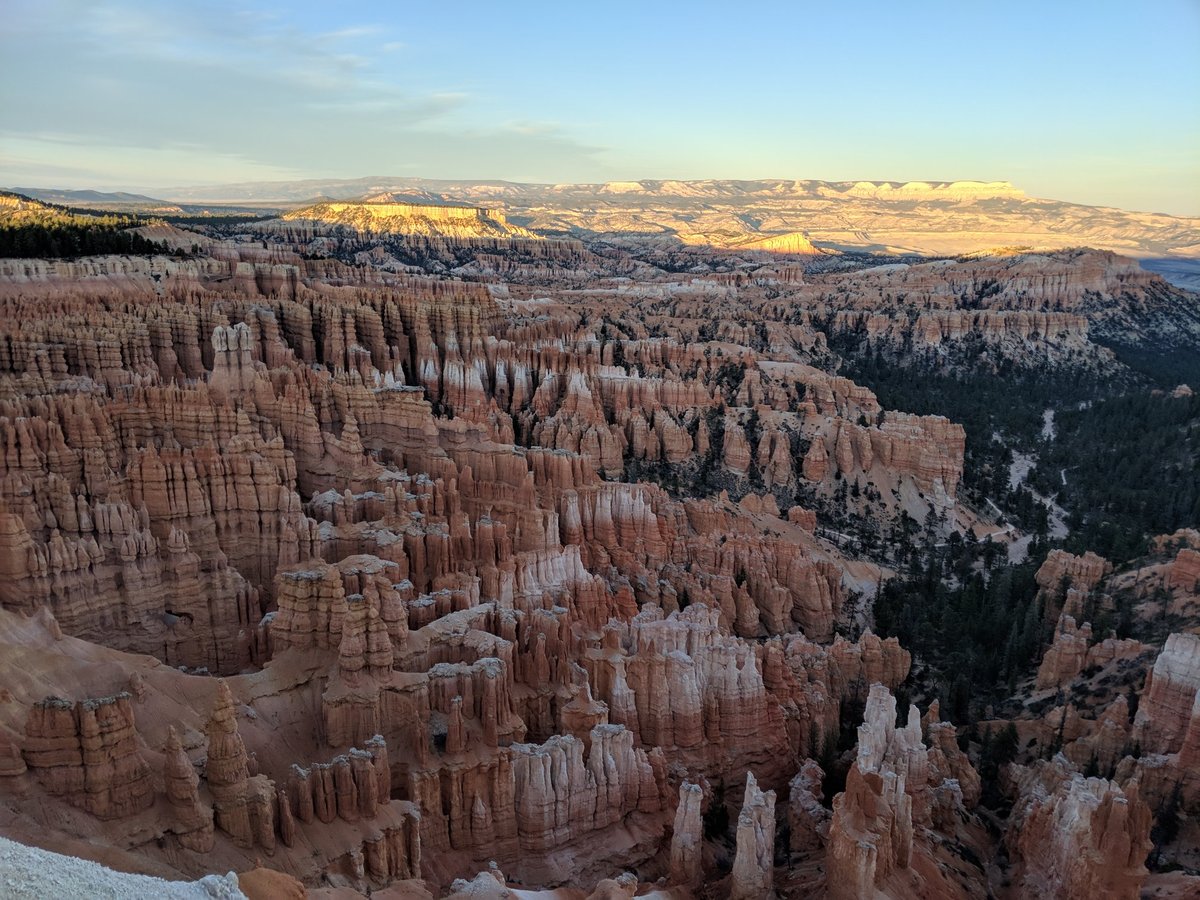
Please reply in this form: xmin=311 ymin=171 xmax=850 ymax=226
xmin=1006 ymin=756 xmax=1152 ymax=900
xmin=22 ymin=693 xmax=153 ymax=819
xmin=0 ymin=192 xmax=1188 ymax=898
xmin=730 ymin=772 xmax=776 ymax=900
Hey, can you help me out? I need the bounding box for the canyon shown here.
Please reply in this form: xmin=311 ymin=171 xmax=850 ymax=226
xmin=0 ymin=184 xmax=1197 ymax=899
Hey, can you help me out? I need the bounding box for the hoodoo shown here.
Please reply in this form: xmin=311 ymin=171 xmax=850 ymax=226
xmin=1 ymin=9 xmax=1199 ymax=892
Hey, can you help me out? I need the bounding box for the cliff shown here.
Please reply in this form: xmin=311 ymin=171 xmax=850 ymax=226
xmin=276 ymin=200 xmax=539 ymax=240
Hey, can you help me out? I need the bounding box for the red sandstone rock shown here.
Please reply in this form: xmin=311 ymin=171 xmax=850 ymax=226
xmin=163 ymin=726 xmax=215 ymax=852
xmin=825 ymin=685 xmax=984 ymax=899
xmin=1065 ymin=694 xmax=1133 ymax=775
xmin=1167 ymin=548 xmax=1200 ymax=593
xmin=1134 ymin=633 xmax=1200 ymax=754
xmin=21 ymin=692 xmax=153 ymax=820
xmin=827 ymin=686 xmax=918 ymax=900
xmin=0 ymin=210 xmax=1139 ymax=898
xmin=1037 ymin=615 xmax=1093 ymax=689
xmin=205 ymin=681 xmax=275 ymax=850
xmin=1006 ymin=756 xmax=1152 ymax=899
xmin=1035 ymin=550 xmax=1113 ymax=621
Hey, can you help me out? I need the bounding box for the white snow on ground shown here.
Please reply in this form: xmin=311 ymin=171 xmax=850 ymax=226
xmin=1008 ymin=451 xmax=1035 ymax=491
xmin=0 ymin=836 xmax=247 ymax=900
xmin=1041 ymin=408 xmax=1056 ymax=441
xmin=1004 ymin=413 xmax=1070 ymax=563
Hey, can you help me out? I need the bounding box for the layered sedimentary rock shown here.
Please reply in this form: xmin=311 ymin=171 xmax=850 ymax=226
xmin=762 ymin=630 xmax=910 ymax=757
xmin=163 ymin=726 xmax=215 ymax=852
xmin=668 ymin=781 xmax=704 ymax=886
xmin=1166 ymin=547 xmax=1200 ymax=593
xmin=788 ymin=759 xmax=830 ymax=851
xmin=1006 ymin=756 xmax=1152 ymax=900
xmin=825 ymin=684 xmax=984 ymax=900
xmin=205 ymin=681 xmax=275 ymax=850
xmin=926 ymin=722 xmax=981 ymax=811
xmin=730 ymin=772 xmax=776 ymax=900
xmin=21 ymin=693 xmax=153 ymax=819
xmin=277 ymin=200 xmax=539 ymax=240
xmin=1036 ymin=615 xmax=1145 ymax=689
xmin=152 ymin=177 xmax=1200 ymax=257
xmin=1134 ymin=632 xmax=1200 ymax=754
xmin=803 ymin=412 xmax=966 ymax=505
xmin=1037 ymin=616 xmax=1094 ymax=689
xmin=826 ymin=687 xmax=917 ymax=900
xmin=0 ymin=184 xmax=1183 ymax=898
xmin=287 ymin=736 xmax=391 ymax=827
xmin=1035 ymin=550 xmax=1113 ymax=622
xmin=1065 ymin=695 xmax=1134 ymax=776
xmin=322 ymin=801 xmax=423 ymax=889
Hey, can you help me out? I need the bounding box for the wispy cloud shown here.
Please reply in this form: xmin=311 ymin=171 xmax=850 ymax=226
xmin=0 ymin=0 xmax=612 ymax=189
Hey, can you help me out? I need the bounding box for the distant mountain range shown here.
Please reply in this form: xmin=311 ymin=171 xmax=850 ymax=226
xmin=7 ymin=178 xmax=1199 ymax=262
xmin=152 ymin=176 xmax=1031 ymax=204
xmin=4 ymin=187 xmax=277 ymax=217
xmin=9 ymin=187 xmax=183 ymax=211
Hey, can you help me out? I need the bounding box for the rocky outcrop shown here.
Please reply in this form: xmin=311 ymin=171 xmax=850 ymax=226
xmin=21 ymin=693 xmax=153 ymax=819
xmin=926 ymin=721 xmax=981 ymax=811
xmin=586 ymin=603 xmax=795 ymax=784
xmin=668 ymin=781 xmax=703 ymax=886
xmin=1037 ymin=615 xmax=1146 ymax=690
xmin=1036 ymin=550 xmax=1113 ymax=621
xmin=825 ymin=684 xmax=983 ymax=899
xmin=277 ymin=200 xmax=539 ymax=240
xmin=1037 ymin=616 xmax=1094 ymax=689
xmin=787 ymin=759 xmax=830 ymax=851
xmin=1066 ymin=695 xmax=1133 ymax=776
xmin=826 ymin=686 xmax=917 ymax=900
xmin=509 ymin=725 xmax=666 ymax=854
xmin=163 ymin=726 xmax=215 ymax=852
xmin=1006 ymin=756 xmax=1152 ymax=900
xmin=730 ymin=772 xmax=775 ymax=900
xmin=1166 ymin=548 xmax=1200 ymax=593
xmin=761 ymin=630 xmax=910 ymax=758
xmin=1122 ymin=634 xmax=1200 ymax=811
xmin=205 ymin=681 xmax=275 ymax=850
xmin=322 ymin=801 xmax=423 ymax=889
xmin=287 ymin=736 xmax=391 ymax=827
xmin=1134 ymin=632 xmax=1200 ymax=754
xmin=1036 ymin=549 xmax=1113 ymax=591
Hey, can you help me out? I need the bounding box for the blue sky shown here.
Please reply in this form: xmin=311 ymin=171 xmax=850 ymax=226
xmin=1 ymin=0 xmax=1197 ymax=214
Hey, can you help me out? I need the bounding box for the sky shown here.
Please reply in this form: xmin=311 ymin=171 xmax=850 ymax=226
xmin=1 ymin=0 xmax=1198 ymax=215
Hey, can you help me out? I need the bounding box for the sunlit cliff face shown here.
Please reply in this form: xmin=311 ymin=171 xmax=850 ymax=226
xmin=280 ymin=200 xmax=535 ymax=239
xmin=224 ymin=177 xmax=1198 ymax=259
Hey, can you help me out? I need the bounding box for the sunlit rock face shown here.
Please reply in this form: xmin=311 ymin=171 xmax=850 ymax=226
xmin=0 ymin=187 xmax=1191 ymax=898
xmin=276 ymin=199 xmax=540 ymax=240
xmin=162 ymin=176 xmax=1200 ymax=258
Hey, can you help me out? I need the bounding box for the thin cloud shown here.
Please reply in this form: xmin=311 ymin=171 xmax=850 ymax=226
xmin=0 ymin=0 xmax=613 ymax=188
